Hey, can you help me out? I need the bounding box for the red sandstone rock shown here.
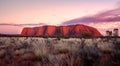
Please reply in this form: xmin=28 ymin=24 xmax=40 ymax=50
xmin=21 ymin=28 xmax=27 ymax=36
xmin=45 ymin=26 xmax=56 ymax=36
xmin=27 ymin=28 xmax=35 ymax=36
xmin=21 ymin=24 xmax=102 ymax=37
xmin=21 ymin=28 xmax=34 ymax=36
xmin=36 ymin=27 xmax=44 ymax=36
xmin=60 ymin=26 xmax=70 ymax=36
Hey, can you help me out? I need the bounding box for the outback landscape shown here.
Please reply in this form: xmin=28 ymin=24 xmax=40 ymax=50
xmin=0 ymin=0 xmax=120 ymax=66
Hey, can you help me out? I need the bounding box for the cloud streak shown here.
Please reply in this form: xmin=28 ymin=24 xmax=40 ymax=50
xmin=61 ymin=6 xmax=120 ymax=25
xmin=0 ymin=23 xmax=46 ymax=26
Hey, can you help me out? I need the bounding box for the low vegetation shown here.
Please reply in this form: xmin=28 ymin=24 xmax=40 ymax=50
xmin=0 ymin=37 xmax=120 ymax=66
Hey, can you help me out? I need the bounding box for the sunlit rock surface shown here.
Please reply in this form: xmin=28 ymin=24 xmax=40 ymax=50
xmin=21 ymin=24 xmax=102 ymax=37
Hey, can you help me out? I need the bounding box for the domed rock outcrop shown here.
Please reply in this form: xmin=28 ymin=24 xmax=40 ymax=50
xmin=21 ymin=24 xmax=102 ymax=37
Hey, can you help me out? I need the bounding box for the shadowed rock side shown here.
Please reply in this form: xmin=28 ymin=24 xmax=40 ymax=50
xmin=21 ymin=24 xmax=102 ymax=37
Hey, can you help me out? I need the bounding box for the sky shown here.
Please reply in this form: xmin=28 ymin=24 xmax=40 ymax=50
xmin=0 ymin=0 xmax=120 ymax=35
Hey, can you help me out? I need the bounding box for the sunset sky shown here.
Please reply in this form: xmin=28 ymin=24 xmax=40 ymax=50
xmin=0 ymin=0 xmax=120 ymax=35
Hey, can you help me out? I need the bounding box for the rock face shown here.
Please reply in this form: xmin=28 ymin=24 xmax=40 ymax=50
xmin=21 ymin=28 xmax=35 ymax=36
xmin=21 ymin=24 xmax=102 ymax=37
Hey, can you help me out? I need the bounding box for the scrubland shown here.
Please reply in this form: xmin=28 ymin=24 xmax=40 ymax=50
xmin=0 ymin=37 xmax=120 ymax=66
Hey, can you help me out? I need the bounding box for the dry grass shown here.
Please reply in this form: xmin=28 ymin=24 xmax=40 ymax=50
xmin=0 ymin=37 xmax=119 ymax=66
xmin=32 ymin=41 xmax=49 ymax=60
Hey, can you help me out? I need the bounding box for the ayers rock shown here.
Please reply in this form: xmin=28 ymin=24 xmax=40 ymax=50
xmin=21 ymin=24 xmax=102 ymax=37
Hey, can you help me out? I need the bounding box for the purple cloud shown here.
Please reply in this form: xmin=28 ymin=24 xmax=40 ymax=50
xmin=61 ymin=7 xmax=120 ymax=25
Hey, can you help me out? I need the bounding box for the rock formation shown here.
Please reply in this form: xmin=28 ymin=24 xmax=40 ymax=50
xmin=21 ymin=24 xmax=102 ymax=37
